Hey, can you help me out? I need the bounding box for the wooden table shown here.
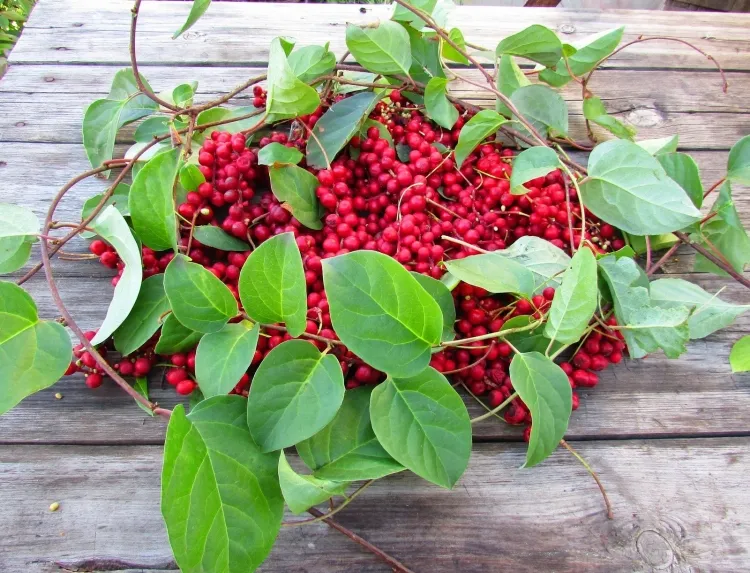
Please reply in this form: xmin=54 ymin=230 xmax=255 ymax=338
xmin=1 ymin=1 xmax=749 ymax=571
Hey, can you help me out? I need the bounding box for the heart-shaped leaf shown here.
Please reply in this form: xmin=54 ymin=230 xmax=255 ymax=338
xmin=454 ymin=109 xmax=508 ymax=167
xmin=649 ymin=278 xmax=750 ymax=340
xmin=582 ymin=96 xmax=635 ymax=141
xmin=424 ymin=77 xmax=458 ymax=130
xmin=258 ymin=142 xmax=303 ymax=167
xmin=297 ymin=386 xmax=404 ymax=481
xmin=509 ymin=352 xmax=571 ymax=468
xmin=495 ymin=24 xmax=562 ymax=68
xmin=238 ymin=232 xmax=307 ymax=338
xmin=502 ymin=236 xmax=571 ymax=291
xmin=345 ymin=20 xmax=412 ymax=76
xmin=0 ymin=281 xmax=72 ymax=415
xmin=442 ymin=28 xmax=468 ymax=65
xmin=288 ymin=44 xmax=336 ymax=83
xmin=164 ymin=254 xmax=238 ymax=333
xmin=306 ymin=91 xmax=381 ymax=169
xmin=162 ymin=397 xmax=283 ymax=573
xmin=247 ymin=339 xmax=345 ymax=452
xmin=581 ymin=140 xmax=701 ymax=235
xmin=445 ymin=253 xmax=535 ymax=296
xmin=192 ymin=225 xmax=250 ymax=251
xmin=538 ymin=27 xmax=624 ymax=87
xmin=369 ymin=367 xmax=472 ymax=488
xmin=90 ymin=206 xmax=143 ymax=345
xmin=155 ymin=313 xmax=204 ymax=355
xmin=544 ymin=247 xmax=597 ymax=344
xmin=129 ymin=147 xmax=181 ymax=252
xmin=266 ymin=38 xmax=320 ymax=123
xmin=510 ymin=147 xmax=559 ymax=195
xmin=323 ymin=251 xmax=443 ymax=378
xmin=112 ymin=273 xmax=170 ymax=356
xmin=278 ymin=452 xmax=348 ymax=514
xmin=268 ymin=165 xmax=324 ymax=230
xmin=195 ymin=321 xmax=259 ymax=398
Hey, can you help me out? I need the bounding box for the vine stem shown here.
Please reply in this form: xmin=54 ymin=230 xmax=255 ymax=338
xmin=305 ymin=507 xmax=417 ymax=573
xmin=470 ymin=391 xmax=518 ymax=424
xmin=646 ymin=242 xmax=680 ymax=276
xmin=674 ymin=231 xmax=750 ymax=289
xmin=441 ymin=320 xmax=543 ymax=347
xmin=560 ymin=439 xmax=614 ymax=520
xmin=258 ymin=322 xmax=344 ymax=346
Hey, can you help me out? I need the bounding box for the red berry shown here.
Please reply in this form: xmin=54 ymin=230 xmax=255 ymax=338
xmin=176 ymin=380 xmax=197 ymax=395
xmin=85 ymin=373 xmax=103 ymax=389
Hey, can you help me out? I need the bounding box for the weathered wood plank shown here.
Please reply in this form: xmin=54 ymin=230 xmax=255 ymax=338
xmin=1 ymin=269 xmax=747 ymax=444
xmin=3 ymin=91 xmax=748 ymax=150
xmin=1 ymin=439 xmax=749 ymax=572
xmin=12 ymin=1 xmax=750 ymax=70
xmin=0 ymin=65 xmax=740 ymax=115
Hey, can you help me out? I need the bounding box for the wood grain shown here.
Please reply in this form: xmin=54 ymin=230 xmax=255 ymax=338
xmin=1 ymin=440 xmax=748 ymax=572
xmin=12 ymin=1 xmax=750 ymax=70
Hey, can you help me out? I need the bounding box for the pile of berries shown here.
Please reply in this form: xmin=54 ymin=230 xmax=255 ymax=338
xmin=67 ymin=88 xmax=628 ymax=437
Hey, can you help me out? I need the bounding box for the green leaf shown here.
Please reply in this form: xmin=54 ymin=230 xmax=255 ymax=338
xmin=196 ymin=321 xmax=259 ymax=398
xmin=277 ymin=452 xmax=348 ymax=514
xmin=730 ymin=336 xmax=750 ymax=373
xmin=424 ymin=77 xmax=458 ymax=130
xmin=83 ymin=69 xmax=158 ymax=170
xmin=173 ymin=0 xmax=211 ymax=38
xmin=195 ymin=106 xmax=263 ymax=135
xmin=694 ymin=182 xmax=750 ymax=276
xmin=539 ymin=27 xmax=624 ymax=87
xmin=650 ymin=278 xmax=750 ymax=340
xmin=164 ymin=254 xmax=238 ymax=333
xmin=192 ymin=225 xmax=250 ymax=251
xmin=496 ymin=55 xmax=530 ymax=117
xmin=268 ymin=165 xmax=324 ymax=230
xmin=297 ymin=387 xmax=404 ymax=481
xmin=626 ymin=233 xmax=677 ymax=256
xmin=544 ymin=248 xmax=597 ymax=345
xmin=133 ymin=376 xmax=154 ymax=417
xmin=171 ymin=82 xmax=197 ymax=108
xmin=288 ymin=44 xmax=336 ymax=83
xmin=0 ymin=236 xmax=32 ymax=274
xmin=636 ymin=135 xmax=678 ymax=156
xmin=307 ymin=91 xmax=381 ymax=170
xmin=392 ymin=0 xmax=437 ymax=29
xmin=155 ymin=313 xmax=204 ymax=354
xmin=509 ymin=147 xmax=559 ymax=195
xmin=0 ymin=281 xmax=73 ymax=415
xmin=266 ymin=37 xmax=320 ymax=123
xmin=179 ymin=164 xmax=205 ymax=192
xmin=129 ymin=147 xmax=181 ymax=252
xmin=323 ymin=251 xmax=443 ymax=378
xmin=508 ymin=352 xmax=571 ymax=468
xmin=407 ymin=27 xmax=444 ymax=83
xmin=411 ymin=272 xmax=456 ymax=342
xmin=0 ymin=203 xmax=39 ymax=238
xmin=370 ymin=367 xmax=471 ymax=488
xmin=134 ymin=116 xmax=176 ymax=142
xmin=89 ymin=206 xmax=143 ymax=345
xmin=598 ymin=255 xmax=689 ymax=359
xmin=510 ymin=84 xmax=568 ymax=136
xmin=581 ymin=140 xmax=701 ymax=235
xmin=656 ymin=152 xmax=703 ymax=209
xmin=582 ymin=96 xmax=636 ymax=141
xmin=445 ymin=253 xmax=535 ymax=296
xmin=345 ymin=21 xmax=412 ymax=76
xmin=727 ymin=134 xmax=750 ymax=185
xmin=454 ymin=109 xmax=507 ymax=168
xmin=112 ymin=274 xmax=170 ymax=356
xmin=502 ymin=236 xmax=571 ymax=292
xmin=238 ymin=232 xmax=307 ymax=337
xmin=258 ymin=142 xmax=303 ymax=167
xmin=80 ymin=184 xmax=130 ymax=239
xmin=161 ymin=397 xmax=283 ymax=573
xmin=247 ymin=340 xmax=345 ymax=452
xmin=495 ymin=24 xmax=562 ymax=68
xmin=442 ymin=28 xmax=468 ymax=65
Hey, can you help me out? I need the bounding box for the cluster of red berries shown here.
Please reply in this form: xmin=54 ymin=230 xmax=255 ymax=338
xmin=73 ymin=88 xmax=627 ymax=438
